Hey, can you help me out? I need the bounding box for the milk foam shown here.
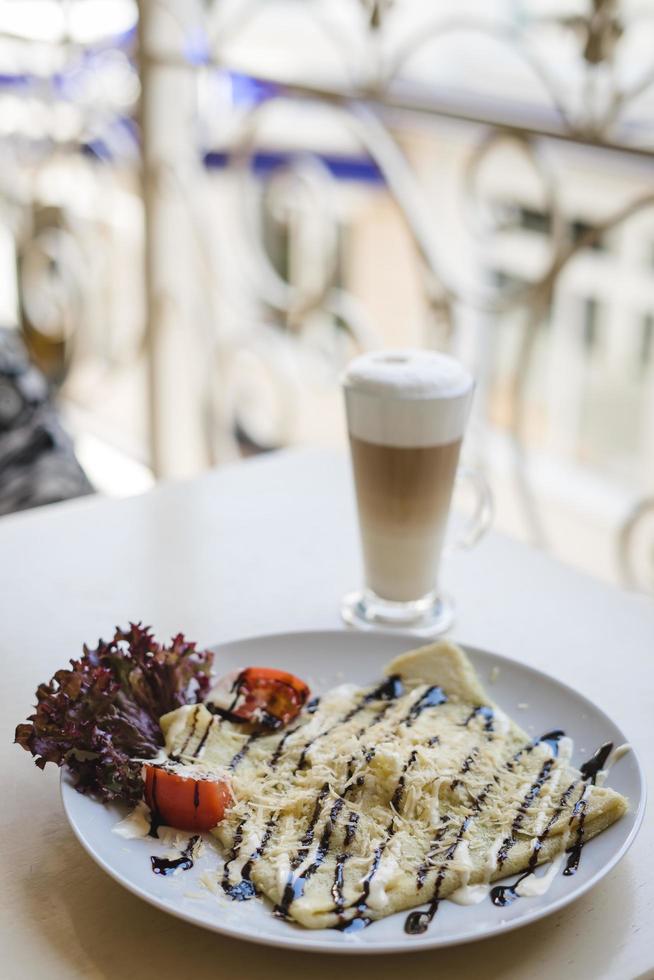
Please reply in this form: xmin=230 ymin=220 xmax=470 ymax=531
xmin=343 ymin=349 xmax=473 ymax=448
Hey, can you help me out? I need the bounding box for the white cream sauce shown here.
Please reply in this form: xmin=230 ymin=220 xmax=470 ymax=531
xmin=595 ymin=743 xmax=630 ymax=787
xmin=112 ymin=801 xmax=151 ymax=839
xmin=364 ymin=853 xmax=402 ymax=911
xmin=515 ymin=853 xmax=564 ymax=897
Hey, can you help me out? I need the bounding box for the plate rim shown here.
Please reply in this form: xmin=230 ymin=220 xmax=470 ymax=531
xmin=61 ymin=628 xmax=647 ymax=955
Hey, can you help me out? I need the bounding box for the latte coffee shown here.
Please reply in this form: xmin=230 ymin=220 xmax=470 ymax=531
xmin=343 ymin=349 xmax=474 ymax=604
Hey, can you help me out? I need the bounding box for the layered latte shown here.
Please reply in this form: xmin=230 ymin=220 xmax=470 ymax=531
xmin=343 ymin=350 xmax=474 ymax=602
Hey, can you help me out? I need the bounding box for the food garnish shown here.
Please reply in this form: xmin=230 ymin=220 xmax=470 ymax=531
xmin=16 ymin=629 xmax=629 ymax=937
xmin=15 ymin=624 xmax=213 ymax=804
xmin=144 ymin=764 xmax=233 ymax=832
xmin=211 ymin=666 xmax=310 ymax=730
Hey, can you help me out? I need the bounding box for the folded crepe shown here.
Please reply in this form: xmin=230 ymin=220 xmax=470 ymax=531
xmin=160 ymin=641 xmax=628 ymax=930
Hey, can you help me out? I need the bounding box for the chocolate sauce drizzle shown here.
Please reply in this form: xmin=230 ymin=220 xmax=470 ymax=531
xmin=220 ymin=678 xmax=407 ymax=907
xmin=390 ymin=749 xmax=419 ymax=810
xmin=491 ymin=738 xmax=616 ymax=906
xmin=151 ymin=835 xmax=200 ymax=876
xmin=463 ymin=705 xmax=495 ymax=733
xmin=538 ymin=730 xmax=566 ymax=757
xmin=405 ymin=789 xmax=489 ymax=935
xmin=204 ymin=673 xmax=269 ymax=726
xmin=364 ymin=674 xmax=405 ymax=704
xmin=490 ymin=780 xmax=577 ymax=906
xmin=405 ymin=686 xmax=448 ymax=726
xmin=337 ymin=741 xmax=431 ymax=932
xmin=415 ymin=817 xmax=449 ymax=890
xmin=403 ymin=734 xmax=545 ymax=934
xmin=496 ymin=759 xmax=554 ymax=869
xmin=222 ymin=816 xmax=276 ymax=900
xmin=560 ymin=742 xmax=611 ymax=877
xmin=332 ymin=810 xmax=360 ymax=915
xmin=336 ymin=834 xmax=387 ymax=933
xmin=451 ymin=748 xmax=478 ymax=790
xmin=579 ymin=741 xmax=613 ymax=785
xmin=192 ymin=716 xmax=215 ymax=758
xmin=169 ymin=704 xmax=202 ymax=762
xmin=268 ymin=723 xmax=302 ymax=769
xmin=275 ymin=794 xmax=345 ymax=918
xmin=147 ymin=769 xmax=161 ymax=838
xmin=297 ymin=676 xmax=405 ymax=770
xmin=563 ymin=784 xmax=588 ymax=876
xmin=215 ymin=681 xmax=602 ymax=934
xmin=228 ymin=730 xmax=263 ymax=771
xmin=274 ymin=783 xmax=332 ymax=918
xmin=213 ymin=672 xmax=618 ymax=933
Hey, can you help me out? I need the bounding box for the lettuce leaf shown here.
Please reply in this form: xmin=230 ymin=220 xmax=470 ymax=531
xmin=15 ymin=623 xmax=214 ymax=804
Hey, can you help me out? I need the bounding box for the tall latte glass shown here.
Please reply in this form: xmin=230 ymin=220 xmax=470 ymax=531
xmin=342 ymin=349 xmax=490 ymax=635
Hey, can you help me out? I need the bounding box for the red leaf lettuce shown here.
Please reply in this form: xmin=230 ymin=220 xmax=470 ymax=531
xmin=15 ymin=624 xmax=214 ymax=804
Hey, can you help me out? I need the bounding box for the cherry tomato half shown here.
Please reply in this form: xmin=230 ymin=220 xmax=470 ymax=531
xmin=144 ymin=765 xmax=232 ymax=832
xmin=230 ymin=667 xmax=310 ymax=729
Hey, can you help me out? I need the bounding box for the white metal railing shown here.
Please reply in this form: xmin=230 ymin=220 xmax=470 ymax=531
xmin=1 ymin=0 xmax=653 ymax=592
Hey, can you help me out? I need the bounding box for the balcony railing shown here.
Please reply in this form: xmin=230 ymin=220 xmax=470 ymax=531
xmin=1 ymin=0 xmax=653 ymax=593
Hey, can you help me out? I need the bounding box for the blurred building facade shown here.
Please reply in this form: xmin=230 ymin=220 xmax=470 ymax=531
xmin=0 ymin=0 xmax=653 ymax=591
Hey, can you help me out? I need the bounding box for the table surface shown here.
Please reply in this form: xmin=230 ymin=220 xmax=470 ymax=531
xmin=1 ymin=448 xmax=652 ymax=980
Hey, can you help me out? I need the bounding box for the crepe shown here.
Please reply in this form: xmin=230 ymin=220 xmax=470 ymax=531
xmin=159 ymin=641 xmax=628 ymax=931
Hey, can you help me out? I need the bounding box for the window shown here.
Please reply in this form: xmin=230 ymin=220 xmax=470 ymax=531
xmin=517 ymin=207 xmax=551 ymax=234
xmin=571 ymin=219 xmax=605 ymax=252
xmin=510 ymin=208 xmax=605 ymax=253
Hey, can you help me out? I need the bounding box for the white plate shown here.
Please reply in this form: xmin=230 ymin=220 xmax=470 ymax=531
xmin=61 ymin=630 xmax=645 ymax=954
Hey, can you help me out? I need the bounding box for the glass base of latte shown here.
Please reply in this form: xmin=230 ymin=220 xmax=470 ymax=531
xmin=341 ymin=588 xmax=455 ymax=637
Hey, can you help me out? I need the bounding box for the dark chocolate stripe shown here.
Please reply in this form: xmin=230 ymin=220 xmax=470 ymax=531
xmin=147 ymin=769 xmax=161 ymax=838
xmin=410 ymin=734 xmax=543 ymax=910
xmin=222 ymin=816 xmax=276 ymax=901
xmin=362 ymin=674 xmax=405 ymax=705
xmin=563 ymin=783 xmax=589 ymax=876
xmin=539 ymin=730 xmax=566 ymax=757
xmin=404 ymin=686 xmax=448 ymax=726
xmin=469 ymin=737 xmax=572 ymax=905
xmin=268 ymin=723 xmax=303 ymax=769
xmin=297 ymin=677 xmax=405 ymax=771
xmin=579 ymin=741 xmax=613 ymax=785
xmin=274 ymin=783 xmax=332 ymax=917
xmin=491 ymin=779 xmax=578 ymax=906
xmin=416 ymin=817 xmax=449 ymax=890
xmin=151 ymin=835 xmax=200 ymax=876
xmin=406 ymin=784 xmax=491 ymax=934
xmin=391 ymin=748 xmax=419 ymax=810
xmin=496 ymin=759 xmax=555 ymax=869
xmin=228 ymin=730 xmax=263 ymax=771
xmin=226 ymin=688 xmax=408 ymax=909
xmin=276 ymin=797 xmax=346 ymax=917
xmin=462 ymin=705 xmax=494 ymax=732
xmin=451 ymin=747 xmax=479 ymax=790
xmin=337 ymin=740 xmax=435 ymax=932
xmin=173 ymin=704 xmax=202 ymax=760
xmin=221 ymin=818 xmax=247 ymax=893
xmin=192 ymin=716 xmax=215 ymax=758
xmin=332 ymin=811 xmax=360 ymax=913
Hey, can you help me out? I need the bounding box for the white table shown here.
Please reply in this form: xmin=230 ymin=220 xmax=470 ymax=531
xmin=1 ymin=448 xmax=652 ymax=980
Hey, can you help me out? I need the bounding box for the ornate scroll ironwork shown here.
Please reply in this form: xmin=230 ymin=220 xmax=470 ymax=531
xmin=2 ymin=0 xmax=654 ymax=590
